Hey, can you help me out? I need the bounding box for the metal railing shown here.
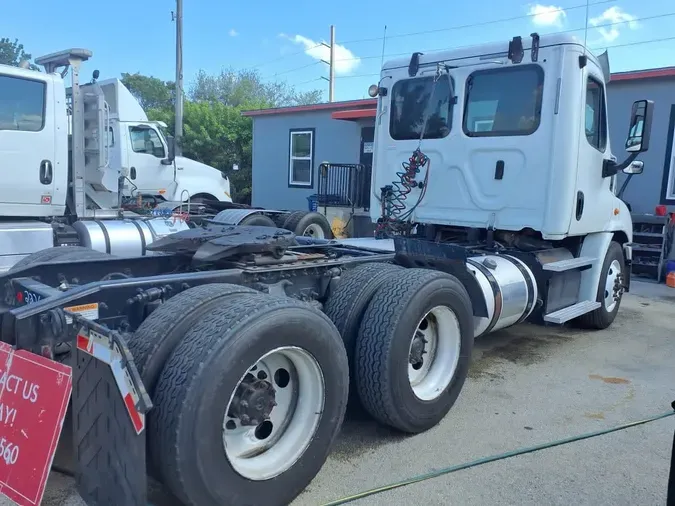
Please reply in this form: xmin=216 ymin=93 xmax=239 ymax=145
xmin=317 ymin=163 xmax=371 ymax=211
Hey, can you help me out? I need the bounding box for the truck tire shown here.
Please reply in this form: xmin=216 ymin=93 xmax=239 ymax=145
xmin=283 ymin=211 xmax=333 ymax=239
xmin=574 ymin=241 xmax=626 ymax=330
xmin=323 ymin=262 xmax=403 ymax=401
xmin=9 ymin=246 xmax=110 ymax=272
xmin=150 ymin=292 xmax=349 ymax=506
xmin=239 ymin=213 xmax=277 ymax=227
xmin=355 ymin=268 xmax=474 ymax=433
xmin=128 ymin=283 xmax=257 ymax=395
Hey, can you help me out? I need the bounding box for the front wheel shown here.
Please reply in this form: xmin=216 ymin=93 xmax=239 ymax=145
xmin=575 ymin=241 xmax=626 ymax=330
xmin=150 ymin=293 xmax=349 ymax=506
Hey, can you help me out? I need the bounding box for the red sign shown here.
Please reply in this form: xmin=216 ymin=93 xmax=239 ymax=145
xmin=0 ymin=342 xmax=72 ymax=506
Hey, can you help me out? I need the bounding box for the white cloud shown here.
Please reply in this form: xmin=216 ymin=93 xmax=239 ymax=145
xmin=590 ymin=6 xmax=638 ymax=43
xmin=528 ymin=4 xmax=566 ymax=27
xmin=279 ymin=33 xmax=360 ymax=75
xmin=228 ymin=29 xmax=238 ymax=37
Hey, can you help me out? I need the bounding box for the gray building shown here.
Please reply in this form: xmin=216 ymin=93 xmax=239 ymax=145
xmin=243 ymin=66 xmax=675 ymax=216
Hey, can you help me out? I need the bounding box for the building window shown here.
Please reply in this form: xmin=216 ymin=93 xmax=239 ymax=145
xmin=289 ymin=129 xmax=314 ymax=187
xmin=463 ymin=65 xmax=544 ymax=137
xmin=129 ymin=125 xmax=165 ymax=158
xmin=0 ymin=75 xmax=46 ymax=132
xmin=663 ymin=105 xmax=675 ymax=203
xmin=389 ymin=74 xmax=454 ymax=141
xmin=585 ymin=77 xmax=607 ymax=152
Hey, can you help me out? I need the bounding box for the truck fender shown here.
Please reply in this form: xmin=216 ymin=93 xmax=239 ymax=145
xmin=212 ymin=208 xmax=265 ymax=225
xmin=577 ymin=232 xmax=614 ymax=303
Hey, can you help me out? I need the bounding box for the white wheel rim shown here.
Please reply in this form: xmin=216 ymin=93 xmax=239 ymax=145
xmin=408 ymin=305 xmax=461 ymax=401
xmin=302 ymin=223 xmax=325 ymax=239
xmin=603 ymin=259 xmax=622 ymax=312
xmin=222 ymin=346 xmax=325 ymax=481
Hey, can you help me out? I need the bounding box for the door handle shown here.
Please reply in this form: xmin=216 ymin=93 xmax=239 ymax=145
xmin=39 ymin=160 xmax=53 ymax=185
xmin=130 ymin=167 xmax=137 ymax=180
xmin=575 ymin=191 xmax=585 ymax=221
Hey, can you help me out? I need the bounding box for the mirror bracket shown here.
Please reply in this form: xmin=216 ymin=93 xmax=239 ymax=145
xmin=602 ymin=152 xmax=639 ymax=178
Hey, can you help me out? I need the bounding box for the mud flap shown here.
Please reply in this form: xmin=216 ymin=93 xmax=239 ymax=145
xmin=70 ymin=319 xmax=153 ymax=506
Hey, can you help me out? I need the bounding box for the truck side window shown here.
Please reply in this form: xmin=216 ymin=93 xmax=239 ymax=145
xmin=389 ymin=74 xmax=454 ymax=141
xmin=463 ymin=65 xmax=544 ymax=137
xmin=0 ymin=75 xmax=46 ymax=132
xmin=584 ymin=78 xmax=607 ymax=152
xmin=129 ymin=126 xmax=165 ymax=158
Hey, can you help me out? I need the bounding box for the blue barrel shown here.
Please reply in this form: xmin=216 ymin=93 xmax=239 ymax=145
xmin=307 ymin=195 xmax=319 ymax=212
xmin=666 ymin=259 xmax=675 ymax=275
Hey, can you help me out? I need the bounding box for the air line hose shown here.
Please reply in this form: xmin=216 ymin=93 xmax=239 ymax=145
xmin=321 ymin=406 xmax=675 ymax=506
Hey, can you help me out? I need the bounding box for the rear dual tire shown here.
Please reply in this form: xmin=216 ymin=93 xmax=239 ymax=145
xmin=142 ymin=288 xmax=348 ymax=506
xmin=354 ymin=268 xmax=474 ymax=433
xmin=324 ymin=264 xmax=474 ymax=433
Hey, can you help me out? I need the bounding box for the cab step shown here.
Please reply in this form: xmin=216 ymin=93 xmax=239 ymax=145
xmin=542 ymin=256 xmax=596 ymax=272
xmin=543 ymin=300 xmax=601 ymax=324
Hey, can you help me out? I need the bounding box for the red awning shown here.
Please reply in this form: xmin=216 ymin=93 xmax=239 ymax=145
xmin=331 ymin=108 xmax=377 ymax=121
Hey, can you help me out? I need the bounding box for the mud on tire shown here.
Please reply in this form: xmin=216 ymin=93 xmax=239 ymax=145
xmin=355 ymin=268 xmax=474 ymax=433
xmin=150 ymin=293 xmax=349 ymax=506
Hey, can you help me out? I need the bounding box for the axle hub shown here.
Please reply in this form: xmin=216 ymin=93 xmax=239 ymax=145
xmin=229 ymin=375 xmax=277 ymax=426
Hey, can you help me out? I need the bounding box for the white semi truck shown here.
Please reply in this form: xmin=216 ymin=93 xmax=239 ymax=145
xmin=75 ymin=77 xmax=234 ymax=207
xmin=0 ymin=49 xmax=332 ymax=272
xmin=0 ymin=33 xmax=652 ymax=506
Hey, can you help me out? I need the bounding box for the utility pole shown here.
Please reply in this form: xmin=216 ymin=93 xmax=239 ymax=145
xmin=329 ymin=25 xmax=335 ymax=102
xmin=173 ymin=0 xmax=184 ymax=155
xmin=320 ymin=25 xmax=336 ymax=102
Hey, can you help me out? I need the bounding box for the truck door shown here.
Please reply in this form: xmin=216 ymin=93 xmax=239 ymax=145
xmin=567 ymin=62 xmax=613 ymax=235
xmin=0 ymin=72 xmax=57 ymax=214
xmin=125 ymin=123 xmax=175 ymax=197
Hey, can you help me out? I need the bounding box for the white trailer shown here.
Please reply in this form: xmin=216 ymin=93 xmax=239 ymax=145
xmin=0 ymin=33 xmax=653 ymax=506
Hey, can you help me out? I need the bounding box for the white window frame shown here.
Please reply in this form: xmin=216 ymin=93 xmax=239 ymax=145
xmin=288 ymin=129 xmax=314 ymax=187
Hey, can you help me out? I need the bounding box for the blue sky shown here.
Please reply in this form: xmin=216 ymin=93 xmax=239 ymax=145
xmin=1 ymin=0 xmax=673 ymax=103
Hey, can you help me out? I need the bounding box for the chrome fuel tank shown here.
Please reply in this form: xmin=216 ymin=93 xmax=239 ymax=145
xmin=73 ymin=218 xmax=190 ymax=257
xmin=467 ymin=254 xmax=538 ymax=338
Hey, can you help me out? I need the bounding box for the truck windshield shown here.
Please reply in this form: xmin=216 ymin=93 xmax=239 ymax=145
xmin=389 ymin=74 xmax=454 ymax=141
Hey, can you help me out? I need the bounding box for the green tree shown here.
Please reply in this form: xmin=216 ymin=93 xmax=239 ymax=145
xmin=0 ymin=37 xmax=38 ymax=70
xmin=120 ymin=72 xmax=175 ymax=110
xmin=190 ymin=68 xmax=323 ymax=108
xmin=138 ymin=67 xmax=322 ymax=204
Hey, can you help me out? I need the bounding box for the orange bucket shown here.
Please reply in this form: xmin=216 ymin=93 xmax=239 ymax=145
xmin=667 ymin=271 xmax=675 ymax=288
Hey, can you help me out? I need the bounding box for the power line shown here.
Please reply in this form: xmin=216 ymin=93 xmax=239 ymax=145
xmin=336 ymin=0 xmax=618 ymax=45
xmin=245 ymin=44 xmax=323 ymax=71
xmin=261 ymin=61 xmax=321 ymax=80
xmin=235 ymin=0 xmax=616 ymax=76
xmin=332 ymin=32 xmax=675 ymax=82
xmin=332 ymin=11 xmax=675 ymax=65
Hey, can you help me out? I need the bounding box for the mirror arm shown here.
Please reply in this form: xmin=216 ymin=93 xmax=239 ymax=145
xmin=602 ymin=151 xmax=639 ymax=178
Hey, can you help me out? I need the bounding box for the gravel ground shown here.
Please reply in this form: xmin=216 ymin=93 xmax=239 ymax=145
xmin=7 ymin=281 xmax=675 ymax=506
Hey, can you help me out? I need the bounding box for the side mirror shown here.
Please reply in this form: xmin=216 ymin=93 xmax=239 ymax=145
xmin=622 ymin=160 xmax=643 ymax=175
xmin=162 ymin=135 xmax=176 ymax=165
xmin=625 ymin=99 xmax=654 ymax=153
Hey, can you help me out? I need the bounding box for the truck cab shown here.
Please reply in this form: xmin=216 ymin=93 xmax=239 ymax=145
xmin=78 ymin=78 xmax=233 ymax=207
xmin=0 ymin=63 xmax=69 ymax=218
xmin=369 ymin=33 xmax=648 ymax=242
xmin=0 ymin=62 xmax=232 ymax=221
xmin=368 ymin=33 xmax=653 ymax=327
